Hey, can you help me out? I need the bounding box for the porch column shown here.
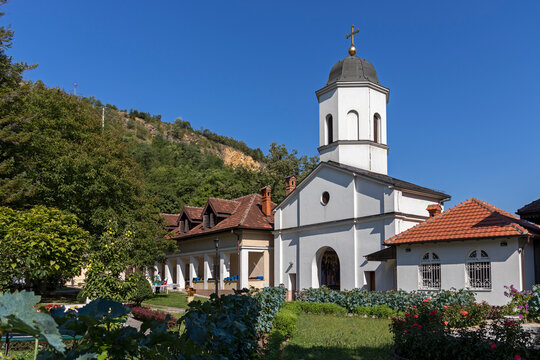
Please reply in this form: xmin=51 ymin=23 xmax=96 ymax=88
xmin=204 ymin=254 xmax=213 ymax=290
xmin=176 ymin=257 xmax=185 ymax=289
xmin=165 ymin=259 xmax=173 ymax=284
xmin=239 ymin=248 xmax=249 ymax=289
xmin=189 ymin=256 xmax=198 ymax=287
xmin=145 ymin=267 xmax=152 ymax=282
xmin=220 ymin=252 xmax=230 ymax=290
xmin=154 ymin=263 xmax=160 ymax=281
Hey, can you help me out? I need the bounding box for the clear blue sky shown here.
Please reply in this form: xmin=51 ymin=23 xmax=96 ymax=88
xmin=3 ymin=0 xmax=539 ymax=213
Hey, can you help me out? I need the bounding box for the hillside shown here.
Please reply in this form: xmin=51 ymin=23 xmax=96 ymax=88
xmin=112 ymin=107 xmax=264 ymax=170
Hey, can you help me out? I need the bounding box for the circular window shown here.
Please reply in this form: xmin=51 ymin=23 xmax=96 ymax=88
xmin=321 ymin=191 xmax=330 ymax=205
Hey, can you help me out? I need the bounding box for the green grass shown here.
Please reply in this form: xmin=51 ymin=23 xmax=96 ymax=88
xmin=142 ymin=291 xmax=207 ymax=308
xmin=281 ymin=314 xmax=393 ymax=360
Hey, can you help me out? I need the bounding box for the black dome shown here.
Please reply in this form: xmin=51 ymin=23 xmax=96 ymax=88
xmin=327 ymin=56 xmax=380 ymax=85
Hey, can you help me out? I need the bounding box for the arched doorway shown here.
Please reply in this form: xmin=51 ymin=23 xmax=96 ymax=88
xmin=315 ymin=247 xmax=340 ymax=290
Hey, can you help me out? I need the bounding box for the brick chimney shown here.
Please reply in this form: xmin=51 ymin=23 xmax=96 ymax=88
xmin=260 ymin=186 xmax=272 ymax=216
xmin=285 ymin=175 xmax=296 ymax=196
xmin=426 ymin=204 xmax=442 ymax=218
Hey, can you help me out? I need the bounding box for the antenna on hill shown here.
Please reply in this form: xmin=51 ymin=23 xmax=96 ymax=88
xmin=73 ymin=82 xmax=78 ymax=96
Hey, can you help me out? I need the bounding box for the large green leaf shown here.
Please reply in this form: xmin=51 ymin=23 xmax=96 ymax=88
xmin=0 ymin=291 xmax=65 ymax=352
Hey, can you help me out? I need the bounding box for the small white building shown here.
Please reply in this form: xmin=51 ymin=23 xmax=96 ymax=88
xmin=273 ymin=51 xmax=450 ymax=293
xmin=383 ymin=198 xmax=539 ymax=305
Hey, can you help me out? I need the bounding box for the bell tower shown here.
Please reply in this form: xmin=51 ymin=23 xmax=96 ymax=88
xmin=316 ymin=26 xmax=390 ymax=175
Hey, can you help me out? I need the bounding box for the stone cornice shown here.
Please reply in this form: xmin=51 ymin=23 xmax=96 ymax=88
xmin=318 ymin=140 xmax=389 ymax=153
xmin=315 ymin=81 xmax=390 ymax=103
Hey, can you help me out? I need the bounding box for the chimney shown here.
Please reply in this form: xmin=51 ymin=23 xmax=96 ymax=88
xmin=285 ymin=175 xmax=296 ymax=196
xmin=426 ymin=204 xmax=442 ymax=218
xmin=260 ymin=186 xmax=272 ymax=216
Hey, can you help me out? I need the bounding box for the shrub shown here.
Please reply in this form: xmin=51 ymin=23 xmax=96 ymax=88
xmin=127 ymin=272 xmax=153 ymax=306
xmin=371 ymin=305 xmax=396 ymax=318
xmin=281 ymin=301 xmax=302 ymax=315
xmin=298 ymin=302 xmax=347 ymax=315
xmin=252 ymin=286 xmax=287 ymax=333
xmin=131 ymin=306 xmax=177 ymax=328
xmin=504 ymin=284 xmax=539 ymax=322
xmin=273 ymin=309 xmax=297 ymax=337
xmin=443 ymin=301 xmax=491 ymax=328
xmin=179 ymin=292 xmax=260 ymax=359
xmin=354 ymin=305 xmax=373 ymax=316
xmin=297 ymin=286 xmax=475 ymax=312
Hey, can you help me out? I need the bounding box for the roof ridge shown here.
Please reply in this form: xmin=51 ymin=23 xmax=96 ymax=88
xmin=385 ymin=198 xmax=473 ymax=245
xmin=183 ymin=206 xmax=203 ymax=209
xmin=208 ymin=197 xmax=239 ymax=203
xmin=239 ymin=193 xmax=257 ymax=226
xmin=160 ymin=212 xmax=180 ymax=215
xmin=471 ymin=198 xmax=529 ymax=235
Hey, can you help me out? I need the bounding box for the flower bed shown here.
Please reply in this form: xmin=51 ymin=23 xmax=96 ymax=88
xmin=391 ymin=300 xmax=539 ymax=360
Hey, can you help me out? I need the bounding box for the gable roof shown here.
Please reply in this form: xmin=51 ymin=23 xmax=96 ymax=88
xmin=517 ymin=198 xmax=540 ymax=219
xmin=180 ymin=206 xmax=203 ymax=222
xmin=173 ymin=193 xmax=275 ymax=240
xmin=384 ymin=198 xmax=540 ymax=245
xmin=203 ymin=198 xmax=240 ymax=217
xmin=160 ymin=213 xmax=180 ymax=227
xmin=276 ymin=161 xmax=450 ymax=210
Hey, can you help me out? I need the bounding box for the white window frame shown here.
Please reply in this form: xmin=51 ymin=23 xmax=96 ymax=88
xmin=419 ymin=252 xmax=441 ymax=290
xmin=466 ymin=249 xmax=491 ymax=290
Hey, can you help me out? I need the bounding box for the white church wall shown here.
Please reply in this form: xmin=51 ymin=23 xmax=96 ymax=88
xmin=281 ymin=195 xmax=299 ymax=229
xmin=399 ymin=191 xmax=441 ymax=218
xmin=275 ymin=233 xmax=299 ymax=288
xmin=336 ymin=87 xmax=370 ymax=140
xmin=368 ymin=88 xmax=387 ymax=144
xmin=376 ymin=259 xmax=396 ymax=291
xmin=318 ymin=89 xmax=338 ymax=146
xmin=395 ymin=238 xmax=522 ymax=305
xmin=355 ymin=177 xmax=386 ymax=217
xmin=296 ymin=224 xmax=356 ymax=291
xmin=298 ymin=167 xmax=354 ymax=227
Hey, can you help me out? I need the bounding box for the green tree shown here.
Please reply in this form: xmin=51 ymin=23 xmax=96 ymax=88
xmin=0 ymin=206 xmax=89 ymax=292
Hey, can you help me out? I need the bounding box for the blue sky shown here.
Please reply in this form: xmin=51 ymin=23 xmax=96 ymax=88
xmin=3 ymin=0 xmax=539 ymax=212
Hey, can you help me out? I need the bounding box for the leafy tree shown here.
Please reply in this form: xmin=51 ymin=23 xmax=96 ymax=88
xmin=0 ymin=206 xmax=89 ymax=292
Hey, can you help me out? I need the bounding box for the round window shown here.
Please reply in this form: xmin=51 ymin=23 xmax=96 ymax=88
xmin=321 ymin=191 xmax=330 ymax=205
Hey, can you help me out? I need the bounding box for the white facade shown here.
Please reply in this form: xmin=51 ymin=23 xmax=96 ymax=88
xmin=395 ymin=237 xmax=535 ymax=305
xmin=274 ymin=162 xmax=448 ymax=292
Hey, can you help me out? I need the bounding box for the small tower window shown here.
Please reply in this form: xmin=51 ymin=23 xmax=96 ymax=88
xmin=326 ymin=115 xmax=333 ymax=145
xmin=373 ymin=113 xmax=381 ymax=143
xmin=321 ymin=191 xmax=330 ymax=205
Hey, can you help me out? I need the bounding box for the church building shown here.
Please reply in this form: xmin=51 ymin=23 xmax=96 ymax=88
xmin=273 ymin=31 xmax=450 ymax=293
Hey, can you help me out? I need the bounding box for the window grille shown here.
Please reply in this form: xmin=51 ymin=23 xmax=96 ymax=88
xmin=466 ymin=250 xmax=491 ymax=289
xmin=419 ymin=252 xmax=441 ymax=290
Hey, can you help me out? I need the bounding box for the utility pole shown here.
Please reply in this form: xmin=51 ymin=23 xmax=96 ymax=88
xmin=73 ymin=82 xmax=78 ymax=96
xmin=101 ymin=107 xmax=105 ymax=134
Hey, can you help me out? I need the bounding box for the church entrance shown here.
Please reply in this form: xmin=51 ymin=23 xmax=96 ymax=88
xmin=319 ymin=248 xmax=340 ymax=290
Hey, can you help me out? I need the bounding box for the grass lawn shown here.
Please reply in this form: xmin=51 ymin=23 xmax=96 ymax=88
xmin=281 ymin=314 xmax=393 ymax=360
xmin=142 ymin=291 xmax=207 ymax=309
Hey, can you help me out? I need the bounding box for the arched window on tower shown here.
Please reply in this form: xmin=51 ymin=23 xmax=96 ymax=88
xmin=326 ymin=115 xmax=333 ymax=145
xmin=373 ymin=113 xmax=381 ymax=143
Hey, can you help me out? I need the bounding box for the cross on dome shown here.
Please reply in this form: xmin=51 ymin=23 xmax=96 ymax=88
xmin=345 ymin=25 xmax=359 ymax=56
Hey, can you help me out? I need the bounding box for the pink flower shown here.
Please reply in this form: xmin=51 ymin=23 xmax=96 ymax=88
xmin=490 ymin=344 xmax=496 ymax=349
xmin=403 ymin=330 xmax=407 ymax=333
xmin=414 ymin=314 xmax=419 ymax=318
xmin=443 ymin=305 xmax=448 ymax=309
xmin=444 ymin=321 xmax=448 ymax=326
xmin=430 ymin=310 xmax=438 ymax=316
xmin=514 ymin=355 xmax=521 ymax=360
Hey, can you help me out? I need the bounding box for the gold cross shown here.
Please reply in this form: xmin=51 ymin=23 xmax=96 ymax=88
xmin=346 ymin=25 xmax=359 ymax=56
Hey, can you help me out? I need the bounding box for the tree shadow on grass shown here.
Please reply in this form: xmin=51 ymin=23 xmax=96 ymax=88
xmin=282 ymin=344 xmax=394 ymax=360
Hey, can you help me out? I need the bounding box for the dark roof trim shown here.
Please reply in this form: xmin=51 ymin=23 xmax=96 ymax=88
xmin=387 ymin=234 xmax=530 ymax=246
xmin=365 ymin=247 xmax=396 ymax=261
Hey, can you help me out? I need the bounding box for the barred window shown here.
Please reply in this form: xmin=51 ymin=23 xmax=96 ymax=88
xmin=419 ymin=252 xmax=441 ymax=290
xmin=466 ymin=250 xmax=491 ymax=290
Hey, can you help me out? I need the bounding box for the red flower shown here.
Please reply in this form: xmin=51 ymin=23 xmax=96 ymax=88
xmin=405 ymin=313 xmax=410 ymax=317
xmin=443 ymin=305 xmax=448 ymax=309
xmin=460 ymin=310 xmax=468 ymax=316
xmin=505 ymin=321 xmax=516 ymax=326
xmin=403 ymin=330 xmax=407 ymax=333
xmin=414 ymin=314 xmax=419 ymax=318
xmin=430 ymin=310 xmax=438 ymax=316
xmin=490 ymin=344 xmax=496 ymax=349
xmin=514 ymin=355 xmax=521 ymax=360
xmin=444 ymin=321 xmax=448 ymax=326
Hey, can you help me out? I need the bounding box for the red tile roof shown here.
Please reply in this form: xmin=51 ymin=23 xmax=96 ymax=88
xmin=385 ymin=198 xmax=540 ymax=245
xmin=182 ymin=206 xmax=203 ymax=221
xmin=173 ymin=193 xmax=275 ymax=239
xmin=160 ymin=213 xmax=180 ymax=227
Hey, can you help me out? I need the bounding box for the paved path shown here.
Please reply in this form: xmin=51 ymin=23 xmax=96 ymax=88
xmin=144 ymin=304 xmax=187 ymax=314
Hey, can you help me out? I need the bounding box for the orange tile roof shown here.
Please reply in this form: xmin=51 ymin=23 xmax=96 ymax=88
xmin=385 ymin=198 xmax=540 ymax=245
xmin=160 ymin=213 xmax=180 ymax=227
xmin=173 ymin=193 xmax=274 ymax=239
xmin=205 ymin=198 xmax=240 ymax=216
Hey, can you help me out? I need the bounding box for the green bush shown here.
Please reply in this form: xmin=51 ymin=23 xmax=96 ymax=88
xmin=273 ymin=309 xmax=297 ymax=337
xmin=298 ymin=302 xmax=347 ymax=315
xmin=354 ymin=305 xmax=373 ymax=316
xmin=371 ymin=305 xmax=396 ymax=318
xmin=127 ymin=272 xmax=153 ymax=306
xmin=281 ymin=301 xmax=302 ymax=315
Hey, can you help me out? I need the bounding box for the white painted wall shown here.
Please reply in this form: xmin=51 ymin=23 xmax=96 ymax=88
xmin=395 ymin=238 xmax=523 ymax=305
